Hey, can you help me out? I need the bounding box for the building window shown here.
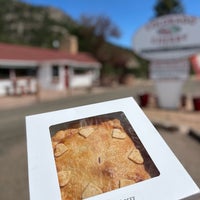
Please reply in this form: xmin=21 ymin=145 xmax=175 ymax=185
xmin=16 ymin=68 xmax=37 ymax=77
xmin=0 ymin=67 xmax=38 ymax=79
xmin=52 ymin=65 xmax=59 ymax=82
xmin=74 ymin=68 xmax=91 ymax=75
xmin=0 ymin=68 xmax=9 ymax=79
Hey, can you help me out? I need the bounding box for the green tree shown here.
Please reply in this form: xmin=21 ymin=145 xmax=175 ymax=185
xmin=78 ymin=15 xmax=120 ymax=40
xmin=70 ymin=14 xmax=121 ymax=67
xmin=154 ymin=0 xmax=184 ymax=17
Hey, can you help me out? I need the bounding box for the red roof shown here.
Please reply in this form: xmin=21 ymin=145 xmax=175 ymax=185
xmin=0 ymin=43 xmax=99 ymax=64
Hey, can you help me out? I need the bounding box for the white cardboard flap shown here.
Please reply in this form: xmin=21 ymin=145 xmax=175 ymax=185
xmin=26 ymin=97 xmax=200 ymax=200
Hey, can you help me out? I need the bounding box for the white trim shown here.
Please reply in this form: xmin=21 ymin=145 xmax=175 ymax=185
xmin=0 ymin=59 xmax=39 ymax=67
xmin=0 ymin=59 xmax=101 ymax=69
xmin=40 ymin=59 xmax=101 ymax=68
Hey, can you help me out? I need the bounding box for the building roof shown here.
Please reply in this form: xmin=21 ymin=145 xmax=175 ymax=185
xmin=0 ymin=43 xmax=100 ymax=67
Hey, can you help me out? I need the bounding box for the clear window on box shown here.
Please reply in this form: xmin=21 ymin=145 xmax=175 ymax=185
xmin=50 ymin=112 xmax=160 ymax=199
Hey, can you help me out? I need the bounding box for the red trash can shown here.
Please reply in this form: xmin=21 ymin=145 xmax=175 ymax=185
xmin=138 ymin=93 xmax=149 ymax=107
xmin=193 ymin=96 xmax=200 ymax=111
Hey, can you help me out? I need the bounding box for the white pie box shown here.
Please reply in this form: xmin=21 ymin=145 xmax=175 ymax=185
xmin=26 ymin=97 xmax=200 ymax=200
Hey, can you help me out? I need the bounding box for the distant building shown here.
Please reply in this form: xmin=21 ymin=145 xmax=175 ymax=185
xmin=0 ymin=42 xmax=101 ymax=96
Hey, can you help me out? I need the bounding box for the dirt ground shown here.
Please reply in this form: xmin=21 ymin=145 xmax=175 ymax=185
xmin=0 ymin=79 xmax=199 ymax=133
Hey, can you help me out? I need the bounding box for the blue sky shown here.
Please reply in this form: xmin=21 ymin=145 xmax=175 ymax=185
xmin=21 ymin=0 xmax=200 ymax=49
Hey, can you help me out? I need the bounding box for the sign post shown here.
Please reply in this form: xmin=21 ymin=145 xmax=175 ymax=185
xmin=149 ymin=59 xmax=190 ymax=109
xmin=133 ymin=14 xmax=200 ymax=109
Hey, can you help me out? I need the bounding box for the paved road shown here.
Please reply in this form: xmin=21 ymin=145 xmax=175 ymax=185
xmin=0 ymin=81 xmax=199 ymax=200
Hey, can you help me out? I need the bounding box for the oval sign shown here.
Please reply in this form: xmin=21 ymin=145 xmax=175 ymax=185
xmin=133 ymin=14 xmax=200 ymax=60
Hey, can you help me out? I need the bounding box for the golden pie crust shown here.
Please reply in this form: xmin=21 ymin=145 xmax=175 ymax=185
xmin=51 ymin=119 xmax=151 ymax=200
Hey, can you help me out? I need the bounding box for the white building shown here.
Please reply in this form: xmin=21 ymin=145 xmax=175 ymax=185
xmin=0 ymin=43 xmax=101 ymax=96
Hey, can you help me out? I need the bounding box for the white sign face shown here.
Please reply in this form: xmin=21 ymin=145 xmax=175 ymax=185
xmin=133 ymin=14 xmax=200 ymax=60
xmin=149 ymin=59 xmax=190 ymax=80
